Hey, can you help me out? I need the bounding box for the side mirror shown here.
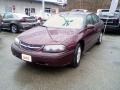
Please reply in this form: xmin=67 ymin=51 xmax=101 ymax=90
xmin=87 ymin=24 xmax=95 ymax=29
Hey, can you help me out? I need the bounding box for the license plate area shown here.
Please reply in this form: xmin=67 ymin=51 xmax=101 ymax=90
xmin=22 ymin=54 xmax=32 ymax=62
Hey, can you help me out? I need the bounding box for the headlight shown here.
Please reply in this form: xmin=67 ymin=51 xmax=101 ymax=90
xmin=43 ymin=45 xmax=66 ymax=53
xmin=15 ymin=38 xmax=20 ymax=45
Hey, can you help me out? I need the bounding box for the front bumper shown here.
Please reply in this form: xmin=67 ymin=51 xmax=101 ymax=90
xmin=11 ymin=43 xmax=74 ymax=67
xmin=105 ymin=25 xmax=119 ymax=29
xmin=104 ymin=24 xmax=120 ymax=32
xmin=101 ymin=18 xmax=120 ymax=30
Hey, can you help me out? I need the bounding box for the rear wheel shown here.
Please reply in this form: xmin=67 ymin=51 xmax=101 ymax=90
xmin=97 ymin=32 xmax=103 ymax=44
xmin=10 ymin=24 xmax=19 ymax=33
xmin=71 ymin=44 xmax=82 ymax=68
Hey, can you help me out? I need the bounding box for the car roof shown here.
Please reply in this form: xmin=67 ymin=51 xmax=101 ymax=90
xmin=13 ymin=13 xmax=29 ymax=17
xmin=4 ymin=12 xmax=29 ymax=17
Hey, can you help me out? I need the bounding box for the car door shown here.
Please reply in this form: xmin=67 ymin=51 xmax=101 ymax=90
xmin=91 ymin=14 xmax=101 ymax=43
xmin=2 ymin=13 xmax=14 ymax=30
xmin=92 ymin=14 xmax=103 ymax=43
xmin=83 ymin=14 xmax=96 ymax=51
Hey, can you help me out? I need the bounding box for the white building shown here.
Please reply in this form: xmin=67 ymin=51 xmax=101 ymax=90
xmin=0 ymin=0 xmax=65 ymax=16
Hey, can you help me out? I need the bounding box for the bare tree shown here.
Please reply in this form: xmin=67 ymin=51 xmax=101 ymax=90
xmin=63 ymin=0 xmax=120 ymax=12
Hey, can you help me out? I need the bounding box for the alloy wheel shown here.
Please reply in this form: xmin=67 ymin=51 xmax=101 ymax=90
xmin=77 ymin=47 xmax=82 ymax=64
xmin=99 ymin=33 xmax=103 ymax=43
xmin=11 ymin=25 xmax=18 ymax=33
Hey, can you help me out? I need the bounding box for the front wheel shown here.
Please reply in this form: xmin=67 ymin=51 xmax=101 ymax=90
xmin=10 ymin=24 xmax=19 ymax=33
xmin=71 ymin=44 xmax=82 ymax=68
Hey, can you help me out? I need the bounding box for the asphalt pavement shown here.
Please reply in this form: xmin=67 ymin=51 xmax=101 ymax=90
xmin=0 ymin=31 xmax=120 ymax=90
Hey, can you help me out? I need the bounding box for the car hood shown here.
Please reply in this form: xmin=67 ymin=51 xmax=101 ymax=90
xmin=18 ymin=26 xmax=78 ymax=45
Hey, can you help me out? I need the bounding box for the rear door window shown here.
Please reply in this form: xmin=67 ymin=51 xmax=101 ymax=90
xmin=86 ymin=15 xmax=94 ymax=25
xmin=92 ymin=14 xmax=99 ymax=24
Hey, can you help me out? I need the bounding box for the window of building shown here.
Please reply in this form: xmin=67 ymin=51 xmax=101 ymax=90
xmin=45 ymin=8 xmax=51 ymax=13
xmin=25 ymin=8 xmax=30 ymax=16
xmin=51 ymin=9 xmax=56 ymax=14
xmin=31 ymin=8 xmax=35 ymax=13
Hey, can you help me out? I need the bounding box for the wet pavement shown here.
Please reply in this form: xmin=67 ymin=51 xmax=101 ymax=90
xmin=0 ymin=31 xmax=120 ymax=90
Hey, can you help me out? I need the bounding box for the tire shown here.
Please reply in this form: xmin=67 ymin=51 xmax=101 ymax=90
xmin=0 ymin=27 xmax=1 ymax=32
xmin=118 ymin=26 xmax=120 ymax=34
xmin=97 ymin=32 xmax=103 ymax=44
xmin=10 ymin=24 xmax=19 ymax=33
xmin=71 ymin=44 xmax=82 ymax=68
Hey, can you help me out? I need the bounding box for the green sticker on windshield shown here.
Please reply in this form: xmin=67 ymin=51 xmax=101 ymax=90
xmin=59 ymin=15 xmax=74 ymax=27
xmin=63 ymin=20 xmax=73 ymax=26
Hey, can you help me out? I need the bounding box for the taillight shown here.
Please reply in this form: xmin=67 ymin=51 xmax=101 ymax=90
xmin=19 ymin=17 xmax=27 ymax=22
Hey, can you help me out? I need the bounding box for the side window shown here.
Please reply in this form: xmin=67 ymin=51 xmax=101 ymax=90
xmin=86 ymin=15 xmax=93 ymax=25
xmin=92 ymin=14 xmax=99 ymax=24
xmin=4 ymin=13 xmax=14 ymax=19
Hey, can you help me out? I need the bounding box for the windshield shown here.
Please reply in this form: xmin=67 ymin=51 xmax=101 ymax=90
xmin=43 ymin=14 xmax=84 ymax=29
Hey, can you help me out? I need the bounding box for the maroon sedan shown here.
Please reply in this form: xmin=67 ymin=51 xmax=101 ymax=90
xmin=11 ymin=12 xmax=104 ymax=67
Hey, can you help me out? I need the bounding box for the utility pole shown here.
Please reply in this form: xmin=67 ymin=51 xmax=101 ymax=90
xmin=42 ymin=0 xmax=45 ymax=17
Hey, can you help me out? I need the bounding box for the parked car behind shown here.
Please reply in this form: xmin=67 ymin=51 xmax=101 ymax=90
xmin=97 ymin=9 xmax=120 ymax=32
xmin=71 ymin=9 xmax=88 ymax=12
xmin=33 ymin=12 xmax=52 ymax=25
xmin=1 ymin=13 xmax=38 ymax=33
xmin=0 ymin=14 xmax=2 ymax=32
xmin=11 ymin=11 xmax=104 ymax=67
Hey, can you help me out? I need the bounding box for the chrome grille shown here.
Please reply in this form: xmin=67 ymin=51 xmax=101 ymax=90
xmin=101 ymin=19 xmax=119 ymax=25
xmin=20 ymin=41 xmax=44 ymax=51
